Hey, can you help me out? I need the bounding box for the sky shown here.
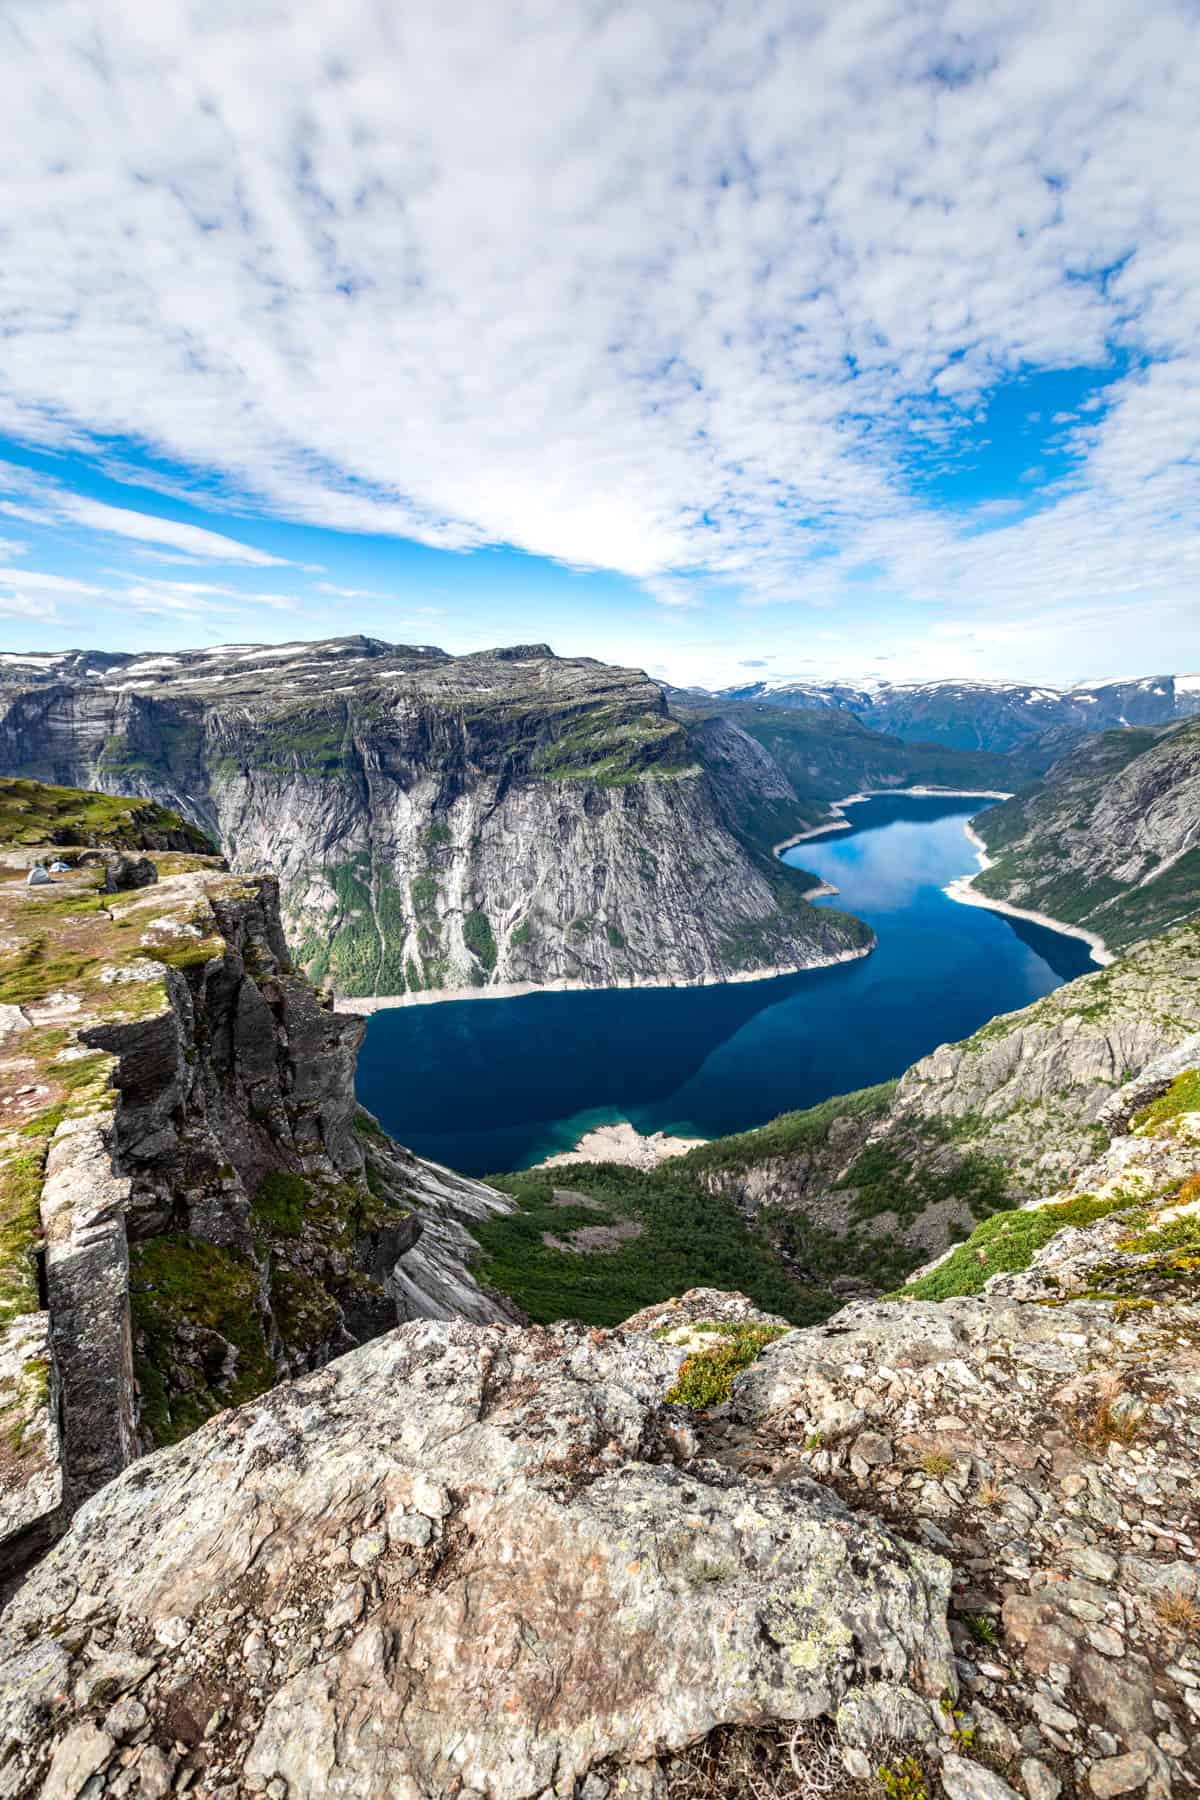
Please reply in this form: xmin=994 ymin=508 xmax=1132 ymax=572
xmin=0 ymin=0 xmax=1197 ymax=690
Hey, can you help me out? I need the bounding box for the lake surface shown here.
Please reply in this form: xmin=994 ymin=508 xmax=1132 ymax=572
xmin=354 ymin=794 xmax=1096 ymax=1175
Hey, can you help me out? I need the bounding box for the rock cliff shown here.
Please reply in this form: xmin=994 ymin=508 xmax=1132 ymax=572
xmin=0 ymin=785 xmax=518 ymax=1578
xmin=965 ymin=719 xmax=1200 ymax=951
xmin=0 ymin=641 xmax=871 ymax=999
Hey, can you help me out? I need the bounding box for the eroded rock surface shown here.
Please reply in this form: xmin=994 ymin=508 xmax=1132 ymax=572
xmin=0 ymin=1316 xmax=955 ymax=1799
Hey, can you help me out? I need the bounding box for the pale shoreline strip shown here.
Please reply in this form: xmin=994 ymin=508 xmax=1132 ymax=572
xmin=773 ymin=786 xmax=1014 ymax=855
xmin=334 ymin=941 xmax=873 ymax=1014
xmin=942 ymin=823 xmax=1114 ymax=967
xmin=336 ymin=785 xmax=1008 ymax=1015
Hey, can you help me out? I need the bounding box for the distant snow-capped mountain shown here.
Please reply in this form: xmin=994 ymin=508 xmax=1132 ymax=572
xmin=690 ymin=674 xmax=1200 ymax=753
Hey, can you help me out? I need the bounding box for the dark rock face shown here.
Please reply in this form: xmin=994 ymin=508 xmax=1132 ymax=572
xmin=0 ymin=639 xmax=871 ymax=997
xmin=0 ymin=851 xmax=519 ymax=1579
xmin=98 ymin=852 xmax=157 ymax=893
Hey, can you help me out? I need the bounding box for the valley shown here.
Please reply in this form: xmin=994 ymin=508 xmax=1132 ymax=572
xmin=0 ymin=668 xmax=1198 ymax=1799
xmin=355 ymin=793 xmax=1094 ymax=1175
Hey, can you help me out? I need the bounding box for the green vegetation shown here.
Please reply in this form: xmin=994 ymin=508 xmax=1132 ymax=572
xmin=268 ymin=1265 xmax=340 ymax=1353
xmin=0 ymin=774 xmax=212 ymax=853
xmin=899 ymin=1192 xmax=1129 ymax=1300
xmin=143 ymin=936 xmax=224 ymax=973
xmin=245 ymin=707 xmax=350 ymax=776
xmin=679 ymin=1083 xmax=897 ymax=1178
xmin=0 ymin=936 xmax=98 ymax=1005
xmin=529 ymin=704 xmax=696 ymax=786
xmin=511 ymin=917 xmax=533 ymax=948
xmin=664 ymin=1322 xmax=788 ymax=1408
xmin=835 ymin=1138 xmax=1010 ymax=1227
xmin=1132 ymin=1068 xmax=1200 ymax=1137
xmin=606 ymin=923 xmax=626 ymax=950
xmin=130 ymin=1236 xmax=275 ymax=1445
xmin=410 ymin=873 xmax=438 ymax=915
xmin=474 ymin=1163 xmax=832 ymax=1328
xmin=464 ymin=908 xmax=498 ymax=972
xmin=0 ymin=1145 xmax=47 ymax=1330
xmin=251 ymin=1170 xmax=311 ymax=1235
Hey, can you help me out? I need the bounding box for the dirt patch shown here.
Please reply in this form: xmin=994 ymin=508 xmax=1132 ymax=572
xmin=541 ymin=1220 xmax=645 ymax=1254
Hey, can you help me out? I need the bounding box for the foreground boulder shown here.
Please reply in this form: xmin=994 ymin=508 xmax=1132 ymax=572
xmin=0 ymin=1315 xmax=955 ymax=1798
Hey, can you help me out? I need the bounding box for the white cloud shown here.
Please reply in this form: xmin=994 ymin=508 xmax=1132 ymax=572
xmin=0 ymin=0 xmax=1196 ymax=670
xmin=0 ymin=567 xmax=101 ymax=595
xmin=54 ymin=495 xmax=290 ymax=566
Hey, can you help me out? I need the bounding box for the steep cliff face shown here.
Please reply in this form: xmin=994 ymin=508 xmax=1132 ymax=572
xmin=0 ymin=789 xmax=518 ymax=1575
xmin=964 ymin=718 xmax=1200 ymax=951
xmin=0 ymin=639 xmax=871 ymax=998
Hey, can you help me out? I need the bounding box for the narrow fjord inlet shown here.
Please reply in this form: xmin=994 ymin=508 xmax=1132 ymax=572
xmin=355 ymin=793 xmax=1095 ymax=1173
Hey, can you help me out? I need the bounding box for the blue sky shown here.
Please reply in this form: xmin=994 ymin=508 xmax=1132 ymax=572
xmin=0 ymin=1 xmax=1197 ymax=689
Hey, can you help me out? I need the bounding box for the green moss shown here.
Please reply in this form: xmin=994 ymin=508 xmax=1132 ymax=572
xmin=664 ymin=1323 xmax=788 ymax=1409
xmin=606 ymin=923 xmax=626 ymax=950
xmin=511 ymin=918 xmax=533 ymax=947
xmin=251 ymin=1171 xmax=312 ymax=1235
xmin=464 ymin=908 xmax=497 ymax=972
xmin=0 ymin=936 xmax=98 ymax=1004
xmin=130 ymin=1236 xmax=275 ymax=1446
xmin=143 ymin=936 xmax=223 ymax=972
xmin=899 ymin=1192 xmax=1130 ymax=1301
xmin=0 ymin=1146 xmax=47 ymax=1329
xmin=269 ymin=1265 xmax=340 ymax=1353
xmin=1131 ymin=1068 xmax=1200 ymax=1138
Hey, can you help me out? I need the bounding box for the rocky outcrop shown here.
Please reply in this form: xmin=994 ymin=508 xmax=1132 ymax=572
xmin=3 ymin=1173 xmax=1198 ymax=1797
xmin=0 ymin=1309 xmax=960 ymax=1798
xmin=967 ymin=718 xmax=1200 ymax=951
xmin=0 ymin=640 xmax=871 ymax=998
xmin=0 ymin=811 xmax=518 ymax=1576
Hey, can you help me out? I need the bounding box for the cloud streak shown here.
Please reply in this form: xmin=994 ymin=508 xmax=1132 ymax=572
xmin=0 ymin=0 xmax=1196 ymax=656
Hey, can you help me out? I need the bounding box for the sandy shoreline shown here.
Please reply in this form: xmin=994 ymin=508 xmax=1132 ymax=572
xmin=943 ymin=824 xmax=1114 ymax=967
xmin=334 ymin=941 xmax=873 ymax=1014
xmin=532 ymin=1120 xmax=705 ymax=1171
xmin=774 ymin=786 xmax=1014 ymax=854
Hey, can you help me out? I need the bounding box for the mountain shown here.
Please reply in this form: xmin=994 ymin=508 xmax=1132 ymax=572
xmin=700 ymin=673 xmax=1200 ymax=753
xmin=679 ymin=698 xmax=1048 ymax=820
xmin=963 ymin=717 xmax=1200 ymax=953
xmin=4 ymin=783 xmax=1198 ymax=1792
xmin=0 ymin=779 xmax=524 ymax=1575
xmin=479 ymin=913 xmax=1200 ymax=1309
xmin=0 ymin=639 xmax=871 ymax=998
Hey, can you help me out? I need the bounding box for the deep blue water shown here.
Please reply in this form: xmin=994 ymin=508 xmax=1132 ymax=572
xmin=354 ymin=794 xmax=1095 ymax=1175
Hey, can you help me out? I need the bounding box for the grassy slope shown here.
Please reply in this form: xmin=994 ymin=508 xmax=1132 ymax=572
xmin=0 ymin=775 xmax=215 ymax=852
